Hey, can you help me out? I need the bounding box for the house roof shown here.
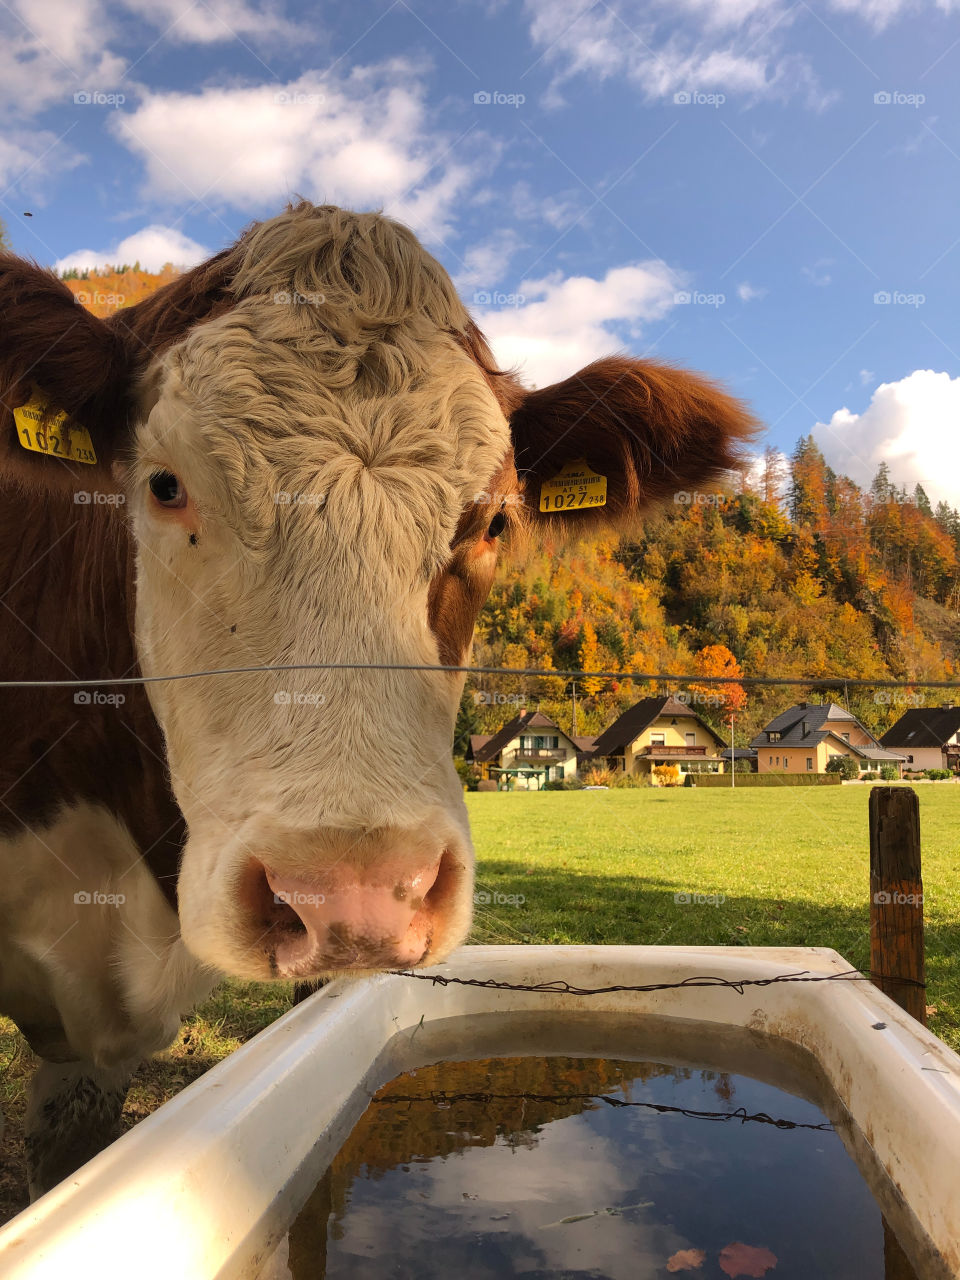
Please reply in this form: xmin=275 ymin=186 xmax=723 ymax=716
xmin=573 ymin=736 xmax=596 ymax=754
xmin=720 ymin=747 xmax=757 ymax=761
xmin=467 ymin=734 xmax=493 ymax=760
xmin=853 ymin=745 xmax=908 ymax=762
xmin=880 ymin=706 xmax=960 ymax=750
xmin=471 ymin=710 xmax=569 ymax=763
xmin=749 ymin=702 xmax=880 ymax=750
xmin=590 ymin=695 xmax=727 ymax=757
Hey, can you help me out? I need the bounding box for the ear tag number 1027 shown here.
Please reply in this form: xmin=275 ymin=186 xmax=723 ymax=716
xmin=14 ymin=388 xmax=98 ymax=465
xmin=539 ymin=458 xmax=607 ymax=512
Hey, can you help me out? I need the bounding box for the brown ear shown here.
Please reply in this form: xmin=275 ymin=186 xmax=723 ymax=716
xmin=508 ymin=356 xmax=760 ymax=530
xmin=0 ymin=239 xmax=248 ymax=495
xmin=108 ymin=245 xmax=243 ymax=368
xmin=0 ymin=254 xmax=132 ymax=491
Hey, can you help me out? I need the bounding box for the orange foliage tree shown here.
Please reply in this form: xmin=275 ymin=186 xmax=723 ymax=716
xmin=689 ymin=643 xmax=747 ymax=715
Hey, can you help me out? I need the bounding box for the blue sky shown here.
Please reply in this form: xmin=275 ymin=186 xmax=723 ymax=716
xmin=3 ymin=0 xmax=959 ymax=503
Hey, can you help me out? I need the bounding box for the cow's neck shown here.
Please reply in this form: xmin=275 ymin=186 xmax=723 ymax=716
xmin=0 ymin=483 xmax=184 ymax=909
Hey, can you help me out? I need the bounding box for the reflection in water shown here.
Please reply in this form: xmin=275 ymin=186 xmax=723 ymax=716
xmin=261 ymin=1056 xmax=921 ymax=1280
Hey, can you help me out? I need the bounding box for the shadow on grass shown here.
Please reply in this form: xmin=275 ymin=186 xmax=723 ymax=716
xmin=469 ymin=860 xmax=960 ymax=1049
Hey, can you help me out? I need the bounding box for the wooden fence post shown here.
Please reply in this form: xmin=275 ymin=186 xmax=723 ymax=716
xmin=869 ymin=787 xmax=926 ymax=1025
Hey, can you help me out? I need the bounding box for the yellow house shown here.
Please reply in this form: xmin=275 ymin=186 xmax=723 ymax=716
xmin=588 ymin=695 xmax=727 ymax=779
xmin=750 ymin=702 xmax=905 ymax=775
xmin=467 ymin=710 xmax=584 ymax=789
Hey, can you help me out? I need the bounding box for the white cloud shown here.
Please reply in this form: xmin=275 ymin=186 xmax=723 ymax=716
xmin=523 ymin=0 xmax=957 ymax=104
xmin=0 ymin=0 xmax=299 ymax=191
xmin=737 ymin=281 xmax=766 ymax=301
xmin=474 ymin=260 xmax=683 ymax=388
xmin=744 ymin=447 xmax=790 ymax=502
xmin=859 ymin=368 xmax=874 ymax=386
xmin=801 ymin=259 xmax=833 ymax=287
xmin=119 ymin=0 xmax=298 ymax=43
xmin=55 ymin=224 xmax=209 ymax=272
xmin=110 ymin=64 xmax=485 ymax=239
xmin=0 ymin=0 xmax=126 ymax=118
xmin=522 ymin=0 xmax=830 ymax=106
xmin=0 ymin=133 xmax=54 ymax=190
xmin=0 ymin=0 xmax=294 ymax=120
xmin=826 ymin=0 xmax=959 ymax=29
xmin=814 ymin=369 xmax=960 ymax=508
xmin=454 ymin=230 xmax=525 ymax=292
xmin=510 ymin=180 xmax=585 ymax=231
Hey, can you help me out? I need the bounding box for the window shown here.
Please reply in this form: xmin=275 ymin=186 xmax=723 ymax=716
xmin=776 ymin=756 xmax=780 ymax=767
xmin=685 ymin=732 xmax=696 ymax=747
xmin=651 ymin=732 xmax=665 ymax=746
xmin=768 ymin=731 xmax=781 ymax=742
xmin=806 ymin=757 xmax=813 ymax=770
xmin=769 ymin=755 xmax=773 ymax=765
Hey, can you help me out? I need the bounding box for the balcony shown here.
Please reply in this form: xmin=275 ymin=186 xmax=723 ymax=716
xmin=641 ymin=744 xmax=707 ymax=757
xmin=510 ymin=748 xmax=568 ymax=762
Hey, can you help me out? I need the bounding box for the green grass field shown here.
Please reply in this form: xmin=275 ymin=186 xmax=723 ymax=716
xmin=466 ymin=787 xmax=959 ymax=1054
xmin=1 ymin=784 xmax=957 ymax=1221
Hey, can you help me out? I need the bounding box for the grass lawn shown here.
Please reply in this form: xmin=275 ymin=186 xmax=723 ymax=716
xmin=466 ymin=786 xmax=960 ymax=1050
xmin=1 ymin=783 xmax=958 ymax=1222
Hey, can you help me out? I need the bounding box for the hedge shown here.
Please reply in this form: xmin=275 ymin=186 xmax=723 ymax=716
xmin=685 ymin=772 xmax=842 ymax=788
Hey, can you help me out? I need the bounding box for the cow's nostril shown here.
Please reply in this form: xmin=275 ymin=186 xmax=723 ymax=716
xmin=421 ymin=848 xmax=460 ymax=915
xmin=240 ymin=859 xmax=308 ymax=938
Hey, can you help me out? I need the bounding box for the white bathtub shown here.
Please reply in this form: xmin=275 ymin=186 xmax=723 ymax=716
xmin=1 ymin=945 xmax=958 ymax=1278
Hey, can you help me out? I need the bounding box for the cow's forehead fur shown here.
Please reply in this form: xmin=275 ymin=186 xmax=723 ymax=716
xmin=134 ymin=205 xmax=512 ymax=576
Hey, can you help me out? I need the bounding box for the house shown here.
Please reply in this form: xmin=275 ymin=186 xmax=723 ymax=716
xmin=588 ymin=694 xmax=727 ymax=779
xmin=750 ymin=703 xmax=904 ymax=775
xmin=880 ymin=706 xmax=960 ymax=773
xmin=467 ymin=710 xmax=580 ymax=789
xmin=720 ymin=746 xmax=759 ymax=772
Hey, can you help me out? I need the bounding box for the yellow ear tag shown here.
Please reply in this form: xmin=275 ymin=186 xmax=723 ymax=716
xmin=13 ymin=388 xmax=97 ymax=465
xmin=539 ymin=458 xmax=607 ymax=512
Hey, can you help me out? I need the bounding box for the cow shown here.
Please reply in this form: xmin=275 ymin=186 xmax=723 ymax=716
xmin=0 ymin=202 xmax=756 ymax=1200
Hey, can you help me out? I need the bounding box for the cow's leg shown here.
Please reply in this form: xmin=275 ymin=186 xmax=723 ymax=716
xmin=25 ymin=1060 xmax=134 ymax=1200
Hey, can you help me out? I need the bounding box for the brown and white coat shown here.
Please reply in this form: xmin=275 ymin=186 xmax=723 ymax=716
xmin=0 ymin=202 xmax=757 ymax=1197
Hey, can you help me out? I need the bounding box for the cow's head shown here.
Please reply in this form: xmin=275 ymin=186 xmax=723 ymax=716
xmin=0 ymin=203 xmax=757 ymax=980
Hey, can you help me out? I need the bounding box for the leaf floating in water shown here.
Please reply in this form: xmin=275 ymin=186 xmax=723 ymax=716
xmin=718 ymin=1241 xmax=778 ymax=1277
xmin=666 ymin=1247 xmax=707 ymax=1271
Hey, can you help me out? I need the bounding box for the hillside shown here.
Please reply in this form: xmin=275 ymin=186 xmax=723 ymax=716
xmin=64 ymin=272 xmax=960 ymax=746
xmin=60 ymin=263 xmax=181 ymax=317
xmin=463 ymin=446 xmax=960 ymax=749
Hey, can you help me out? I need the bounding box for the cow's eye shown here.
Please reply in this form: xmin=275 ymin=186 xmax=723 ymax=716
xmin=149 ymin=470 xmax=187 ymax=509
xmin=487 ymin=510 xmax=507 ymax=539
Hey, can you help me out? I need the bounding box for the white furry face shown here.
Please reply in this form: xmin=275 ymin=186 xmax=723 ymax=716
xmin=122 ymin=237 xmax=514 ymax=981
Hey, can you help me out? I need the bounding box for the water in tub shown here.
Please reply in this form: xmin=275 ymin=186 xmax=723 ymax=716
xmin=255 ymin=1054 xmax=923 ymax=1279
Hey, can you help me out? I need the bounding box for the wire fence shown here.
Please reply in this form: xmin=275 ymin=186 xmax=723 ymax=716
xmin=0 ymin=662 xmax=957 ymax=690
xmin=374 ymin=1090 xmax=836 ymax=1132
xmin=392 ymin=967 xmax=926 ymax=994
